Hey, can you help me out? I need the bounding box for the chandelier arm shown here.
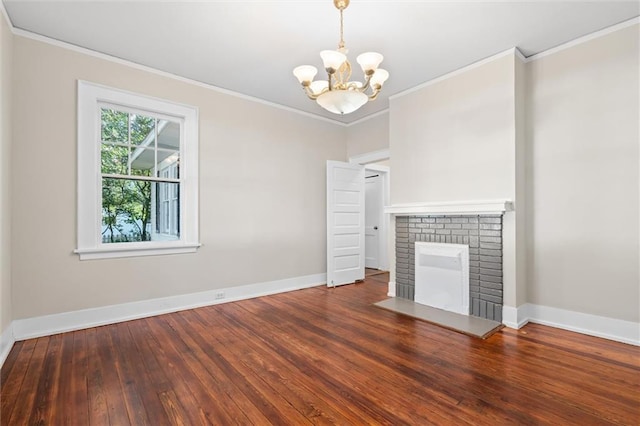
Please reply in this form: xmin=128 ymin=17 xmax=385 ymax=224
xmin=302 ymin=86 xmax=320 ymax=100
xmin=368 ymin=85 xmax=382 ymax=101
xmin=360 ymin=77 xmax=373 ymax=92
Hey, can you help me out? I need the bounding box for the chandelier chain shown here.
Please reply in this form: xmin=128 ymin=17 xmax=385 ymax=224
xmin=339 ymin=8 xmax=345 ymax=49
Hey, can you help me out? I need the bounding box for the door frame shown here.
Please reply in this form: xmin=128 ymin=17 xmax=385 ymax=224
xmin=349 ymin=152 xmax=390 ymax=271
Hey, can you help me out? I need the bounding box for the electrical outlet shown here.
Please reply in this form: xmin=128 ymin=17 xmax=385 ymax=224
xmin=214 ymin=291 xmax=225 ymax=300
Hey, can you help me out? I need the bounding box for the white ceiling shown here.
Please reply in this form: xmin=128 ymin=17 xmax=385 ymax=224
xmin=3 ymin=1 xmax=639 ymax=124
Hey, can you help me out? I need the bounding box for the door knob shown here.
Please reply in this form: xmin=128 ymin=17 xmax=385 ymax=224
xmin=374 ymin=226 xmax=378 ymax=230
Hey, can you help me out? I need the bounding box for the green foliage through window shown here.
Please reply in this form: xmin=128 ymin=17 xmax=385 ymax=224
xmin=100 ymin=108 xmax=179 ymax=244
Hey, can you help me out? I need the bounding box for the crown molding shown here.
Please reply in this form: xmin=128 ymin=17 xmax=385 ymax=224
xmin=10 ymin=27 xmax=348 ymax=127
xmin=526 ymin=16 xmax=639 ymax=62
xmin=389 ymin=47 xmax=523 ymax=101
xmin=345 ymin=109 xmax=389 ymax=127
xmin=0 ymin=1 xmax=11 ymax=29
xmin=389 ymin=16 xmax=638 ymax=101
xmin=2 ymin=6 xmax=638 ymax=126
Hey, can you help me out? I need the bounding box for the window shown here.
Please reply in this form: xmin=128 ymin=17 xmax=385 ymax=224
xmin=76 ymin=81 xmax=199 ymax=260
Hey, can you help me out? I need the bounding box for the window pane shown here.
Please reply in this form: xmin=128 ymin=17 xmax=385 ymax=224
xmin=154 ymin=181 xmax=180 ymax=239
xmin=130 ymin=147 xmax=155 ymax=176
xmin=157 ymin=152 xmax=180 ymax=178
xmin=130 ymin=114 xmax=156 ymax=145
xmin=101 ymin=144 xmax=129 ymax=175
xmin=101 ymin=109 xmax=129 ymax=142
xmin=157 ymin=120 xmax=180 ymax=150
xmin=102 ymin=178 xmax=154 ymax=243
xmin=102 ymin=178 xmax=180 ymax=244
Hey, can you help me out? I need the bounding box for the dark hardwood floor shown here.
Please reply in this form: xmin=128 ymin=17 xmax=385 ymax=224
xmin=1 ymin=273 xmax=639 ymax=425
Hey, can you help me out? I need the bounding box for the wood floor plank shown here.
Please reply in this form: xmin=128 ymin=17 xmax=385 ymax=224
xmin=244 ymin=295 xmax=531 ymax=424
xmin=167 ymin=310 xmax=286 ymax=424
xmin=106 ymin=324 xmax=151 ymax=425
xmin=128 ymin=318 xmax=193 ymax=425
xmin=0 ymin=340 xmax=23 ymax=385
xmin=51 ymin=331 xmax=75 ymax=424
xmin=185 ymin=306 xmax=392 ymax=425
xmin=257 ymin=285 xmax=634 ymax=425
xmin=139 ymin=317 xmax=212 ymax=425
xmin=221 ymin=298 xmax=478 ymax=425
xmin=159 ymin=310 xmax=314 ymax=425
xmin=115 ymin=322 xmax=171 ymax=426
xmin=86 ymin=327 xmax=112 ymax=425
xmin=515 ymin=322 xmax=640 ymax=368
xmin=144 ymin=315 xmax=242 ymax=425
xmin=238 ymin=296 xmax=492 ymax=422
xmin=29 ymin=334 xmax=63 ymax=424
xmin=1 ymin=339 xmax=36 ymax=422
xmin=1 ymin=273 xmax=638 ymax=425
xmin=93 ymin=325 xmax=132 ymax=425
xmin=7 ymin=337 xmax=49 ymax=425
xmin=70 ymin=330 xmax=90 ymax=425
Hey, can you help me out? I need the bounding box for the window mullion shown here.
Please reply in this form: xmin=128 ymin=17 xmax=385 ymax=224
xmin=154 ymin=118 xmax=158 ymax=178
xmin=101 ymin=173 xmax=180 ymax=184
xmin=127 ymin=113 xmax=132 ymax=176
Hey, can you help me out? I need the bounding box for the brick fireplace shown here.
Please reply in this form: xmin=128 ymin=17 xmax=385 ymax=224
xmin=395 ymin=214 xmax=504 ymax=322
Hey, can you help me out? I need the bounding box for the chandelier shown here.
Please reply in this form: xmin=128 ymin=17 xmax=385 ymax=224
xmin=293 ymin=0 xmax=389 ymax=115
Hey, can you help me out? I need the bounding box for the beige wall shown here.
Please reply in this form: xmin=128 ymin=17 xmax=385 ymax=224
xmin=5 ymin=18 xmax=638 ymax=331
xmin=0 ymin=13 xmax=13 ymax=334
xmin=387 ymin=25 xmax=639 ymax=324
xmin=389 ymin=52 xmax=525 ymax=309
xmin=11 ymin=36 xmax=346 ymax=319
xmin=346 ymin=111 xmax=389 ymax=158
xmin=526 ymin=24 xmax=639 ymax=322
xmin=514 ymin=55 xmax=528 ymax=308
xmin=390 ymin=54 xmax=516 ymax=205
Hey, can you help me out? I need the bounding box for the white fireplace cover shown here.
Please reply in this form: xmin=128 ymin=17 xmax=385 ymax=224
xmin=414 ymin=242 xmax=469 ymax=315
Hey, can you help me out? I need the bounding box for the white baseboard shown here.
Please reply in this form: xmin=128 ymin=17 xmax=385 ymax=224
xmin=503 ymin=303 xmax=639 ymax=346
xmin=387 ymin=281 xmax=396 ymax=297
xmin=12 ymin=273 xmax=326 ymax=341
xmin=0 ymin=323 xmax=15 ymax=369
xmin=501 ymin=305 xmax=529 ymax=329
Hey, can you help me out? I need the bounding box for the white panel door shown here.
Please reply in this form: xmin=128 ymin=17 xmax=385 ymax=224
xmin=365 ymin=173 xmax=382 ymax=269
xmin=327 ymin=160 xmax=365 ymax=287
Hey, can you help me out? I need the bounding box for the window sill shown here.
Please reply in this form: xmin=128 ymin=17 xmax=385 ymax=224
xmin=74 ymin=243 xmax=201 ymax=260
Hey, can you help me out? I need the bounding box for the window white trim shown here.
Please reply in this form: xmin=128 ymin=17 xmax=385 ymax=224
xmin=76 ymin=80 xmax=200 ymax=260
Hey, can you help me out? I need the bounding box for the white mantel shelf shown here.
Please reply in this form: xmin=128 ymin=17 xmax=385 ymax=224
xmin=384 ymin=200 xmax=513 ymax=216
